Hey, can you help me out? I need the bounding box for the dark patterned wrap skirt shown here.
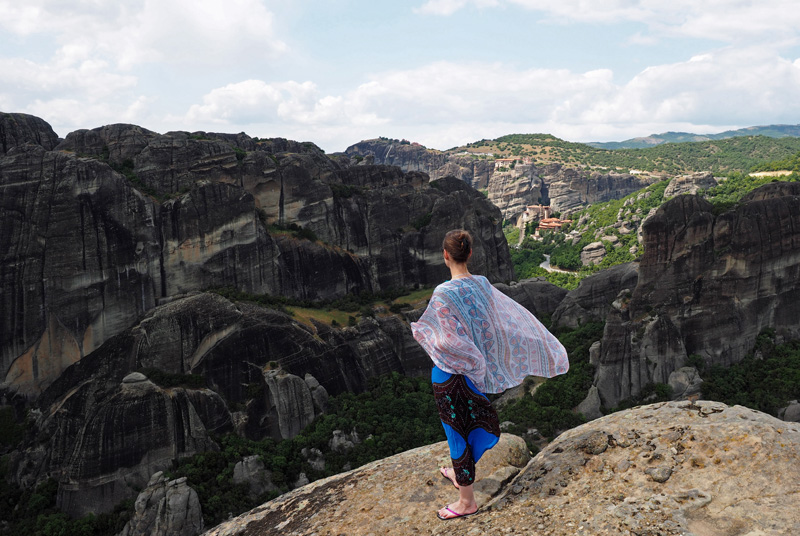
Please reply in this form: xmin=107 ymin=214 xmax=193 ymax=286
xmin=432 ymin=366 xmax=501 ymax=486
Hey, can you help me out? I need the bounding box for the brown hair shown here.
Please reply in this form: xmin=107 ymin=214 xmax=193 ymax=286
xmin=443 ymin=229 xmax=472 ymax=264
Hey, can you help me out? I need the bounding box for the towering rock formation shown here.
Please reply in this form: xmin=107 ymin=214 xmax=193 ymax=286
xmin=0 ymin=145 xmax=163 ymax=397
xmin=542 ymin=164 xmax=658 ymax=215
xmin=0 ymin=115 xmax=512 ymax=398
xmin=36 ymin=372 xmax=220 ymax=517
xmin=119 ymin=472 xmax=204 ymax=536
xmin=593 ymin=183 xmax=800 ymax=407
xmin=8 ymin=290 xmax=431 ymax=517
xmin=0 ymin=112 xmax=60 ymax=154
xmin=346 ymin=139 xmax=659 ymax=223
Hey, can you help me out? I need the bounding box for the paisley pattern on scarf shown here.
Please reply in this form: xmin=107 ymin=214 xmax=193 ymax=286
xmin=411 ymin=275 xmax=569 ymax=394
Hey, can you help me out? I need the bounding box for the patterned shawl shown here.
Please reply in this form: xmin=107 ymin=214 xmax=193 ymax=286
xmin=411 ymin=275 xmax=569 ymax=394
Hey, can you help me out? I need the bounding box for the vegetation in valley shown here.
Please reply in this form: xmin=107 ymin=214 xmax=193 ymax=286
xmin=0 ymin=466 xmax=131 ymax=536
xmin=208 ymin=285 xmax=430 ymax=326
xmin=750 ymin=150 xmax=800 ymax=173
xmin=497 ymin=321 xmax=604 ymax=447
xmin=168 ymin=372 xmax=442 ymax=527
xmin=694 ymin=331 xmax=800 ymax=415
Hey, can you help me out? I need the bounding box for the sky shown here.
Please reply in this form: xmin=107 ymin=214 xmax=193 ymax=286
xmin=2 ymin=0 xmax=800 ymax=153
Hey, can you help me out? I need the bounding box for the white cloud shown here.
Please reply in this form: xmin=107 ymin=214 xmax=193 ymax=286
xmin=417 ymin=0 xmax=800 ymax=45
xmin=175 ymin=45 xmax=800 ymax=152
xmin=0 ymin=0 xmax=286 ymax=70
xmin=0 ymin=0 xmax=287 ymax=135
xmin=414 ymin=0 xmax=500 ymax=16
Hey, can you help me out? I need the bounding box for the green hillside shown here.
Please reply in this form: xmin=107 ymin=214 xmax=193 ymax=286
xmin=450 ymin=134 xmax=800 ymax=174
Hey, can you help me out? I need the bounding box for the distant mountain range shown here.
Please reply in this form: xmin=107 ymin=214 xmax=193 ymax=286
xmin=588 ymin=124 xmax=800 ymax=150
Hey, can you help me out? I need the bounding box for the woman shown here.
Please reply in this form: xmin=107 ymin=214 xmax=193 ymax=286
xmin=411 ymin=229 xmax=569 ymax=520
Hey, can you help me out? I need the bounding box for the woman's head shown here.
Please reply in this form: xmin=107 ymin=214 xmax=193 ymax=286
xmin=442 ymin=229 xmax=472 ymax=264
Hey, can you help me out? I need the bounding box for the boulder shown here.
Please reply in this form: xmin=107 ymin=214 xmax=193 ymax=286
xmin=580 ymin=241 xmax=605 ymax=265
xmin=202 ymin=402 xmax=800 ymax=536
xmin=780 ymin=400 xmax=800 ymax=422
xmin=668 ymin=366 xmax=703 ymax=400
xmin=259 ymin=369 xmax=317 ymax=441
xmin=304 ymin=374 xmax=329 ymax=414
xmin=329 ymin=429 xmax=360 ymax=452
xmin=233 ymin=456 xmax=278 ymax=497
xmin=119 ymin=472 xmax=204 ymax=536
xmin=575 ymin=385 xmax=603 ymax=421
xmin=664 ymin=172 xmax=718 ymax=197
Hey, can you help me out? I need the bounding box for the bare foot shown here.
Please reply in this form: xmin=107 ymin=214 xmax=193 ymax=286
xmin=436 ymin=500 xmax=478 ymax=520
xmin=439 ymin=467 xmax=460 ymax=489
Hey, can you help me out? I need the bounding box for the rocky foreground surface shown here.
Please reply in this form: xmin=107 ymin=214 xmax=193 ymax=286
xmin=204 ymin=401 xmax=800 ymax=536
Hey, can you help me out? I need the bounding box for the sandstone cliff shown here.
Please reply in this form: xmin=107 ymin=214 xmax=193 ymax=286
xmin=594 ymin=182 xmax=800 ymax=407
xmin=346 ymin=139 xmax=659 ymax=223
xmin=202 ymin=401 xmax=800 ymax=535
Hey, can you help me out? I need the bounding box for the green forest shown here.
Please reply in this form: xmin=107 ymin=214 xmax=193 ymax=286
xmin=454 ymin=134 xmax=800 ymax=174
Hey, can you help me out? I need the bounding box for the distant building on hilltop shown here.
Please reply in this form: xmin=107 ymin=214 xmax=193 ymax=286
xmin=515 ymin=204 xmax=572 ymax=241
xmin=494 ymin=158 xmax=516 ymax=171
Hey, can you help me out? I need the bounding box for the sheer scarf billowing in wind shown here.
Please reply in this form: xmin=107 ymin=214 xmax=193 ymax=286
xmin=411 ymin=275 xmax=569 ymax=394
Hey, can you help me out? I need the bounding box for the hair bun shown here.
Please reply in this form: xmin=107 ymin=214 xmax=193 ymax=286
xmin=443 ymin=229 xmax=473 ymax=264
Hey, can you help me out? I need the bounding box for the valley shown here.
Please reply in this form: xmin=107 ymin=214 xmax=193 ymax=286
xmin=1 ymin=112 xmax=799 ymax=535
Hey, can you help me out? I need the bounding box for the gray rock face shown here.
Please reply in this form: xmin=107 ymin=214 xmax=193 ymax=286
xmin=0 ymin=112 xmax=60 ymax=154
xmin=494 ymin=278 xmax=568 ymax=318
xmin=343 ymin=139 xmax=471 ymax=182
xmin=594 ymin=183 xmax=800 ymax=407
xmin=260 ymin=370 xmax=317 ymax=441
xmin=57 ymin=123 xmax=157 ymax=164
xmin=1 ymin=117 xmax=512 ymax=398
xmin=119 ymin=472 xmax=204 ymax=536
xmin=0 ymin=145 xmax=163 ymax=397
xmin=664 ymin=172 xmax=718 ymax=197
xmin=543 ymin=165 xmax=658 ymax=215
xmin=47 ymin=375 xmax=218 ymax=518
xmin=486 ymin=165 xmax=543 ymax=220
xmin=551 ymin=262 xmax=638 ymax=329
xmin=668 ymin=366 xmax=703 ymax=400
xmin=233 ymin=456 xmax=277 ymax=497
xmin=580 ymin=241 xmax=605 ymax=265
xmin=346 ymin=140 xmax=659 ymax=222
xmin=575 ymin=385 xmax=603 ymax=420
